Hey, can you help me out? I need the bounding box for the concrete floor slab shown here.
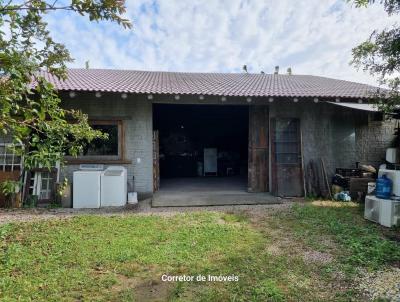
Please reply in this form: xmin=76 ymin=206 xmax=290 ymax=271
xmin=152 ymin=177 xmax=281 ymax=207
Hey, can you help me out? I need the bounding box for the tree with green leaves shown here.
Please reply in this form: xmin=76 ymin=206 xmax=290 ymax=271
xmin=351 ymin=0 xmax=400 ymax=113
xmin=0 ymin=1 xmax=131 ymax=201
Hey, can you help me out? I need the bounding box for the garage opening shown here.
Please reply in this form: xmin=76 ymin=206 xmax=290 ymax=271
xmin=153 ymin=104 xmax=249 ymax=193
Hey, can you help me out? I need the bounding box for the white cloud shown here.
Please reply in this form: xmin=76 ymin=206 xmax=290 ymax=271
xmin=44 ymin=0 xmax=400 ymax=85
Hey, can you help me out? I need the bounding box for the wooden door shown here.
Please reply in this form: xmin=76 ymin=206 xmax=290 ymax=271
xmin=271 ymin=118 xmax=304 ymax=197
xmin=248 ymin=106 xmax=269 ymax=192
xmin=153 ymin=131 xmax=160 ymax=192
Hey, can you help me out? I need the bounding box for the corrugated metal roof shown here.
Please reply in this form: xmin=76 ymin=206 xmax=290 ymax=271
xmin=328 ymin=102 xmax=379 ymax=111
xmin=41 ymin=68 xmax=378 ymax=99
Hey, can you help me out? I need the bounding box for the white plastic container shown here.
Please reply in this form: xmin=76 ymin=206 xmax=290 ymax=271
xmin=386 ymin=148 xmax=400 ymax=164
xmin=128 ymin=192 xmax=138 ymax=204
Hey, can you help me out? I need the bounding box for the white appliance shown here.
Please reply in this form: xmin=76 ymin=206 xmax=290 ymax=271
xmin=365 ymin=195 xmax=400 ymax=227
xmin=73 ymin=165 xmax=104 ymax=208
xmin=378 ymin=168 xmax=400 ymax=197
xmin=204 ymin=148 xmax=217 ymax=176
xmin=381 ymin=199 xmax=400 ymax=227
xmin=79 ymin=164 xmax=105 ymax=171
xmin=100 ymin=166 xmax=127 ymax=207
xmin=128 ymin=192 xmax=138 ymax=204
xmin=364 ymin=195 xmax=381 ymax=224
xmin=386 ymin=148 xmax=400 ymax=164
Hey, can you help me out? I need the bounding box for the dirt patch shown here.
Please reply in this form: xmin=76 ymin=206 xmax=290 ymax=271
xmin=110 ymin=263 xmax=176 ymax=301
xmin=265 ymin=244 xmax=281 ymax=256
xmin=109 ymin=274 xmax=136 ymax=292
xmin=264 ymin=234 xmax=298 ymax=257
xmin=133 ymin=278 xmax=174 ymax=302
xmin=303 ymin=251 xmax=333 ymax=264
xmin=263 ymin=232 xmax=335 ymax=266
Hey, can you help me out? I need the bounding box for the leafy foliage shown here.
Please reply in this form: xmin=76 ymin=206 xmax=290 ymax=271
xmin=0 ymin=179 xmax=20 ymax=197
xmin=0 ymin=1 xmax=131 ymax=175
xmin=352 ymin=0 xmax=400 ymax=14
xmin=350 ymin=0 xmax=400 ymax=113
xmin=0 ymin=179 xmax=21 ymax=207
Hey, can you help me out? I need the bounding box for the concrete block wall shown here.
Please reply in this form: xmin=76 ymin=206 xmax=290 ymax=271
xmin=355 ymin=116 xmax=397 ymax=168
xmin=269 ymin=101 xmax=357 ymax=178
xmin=2 ymin=91 xmax=395 ymax=203
xmin=61 ymin=93 xmax=153 ymax=199
xmin=57 ymin=94 xmax=396 ymax=201
xmin=270 ymin=102 xmax=398 ymax=178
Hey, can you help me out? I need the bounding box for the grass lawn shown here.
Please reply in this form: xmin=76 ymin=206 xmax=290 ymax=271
xmin=0 ymin=201 xmax=399 ymax=301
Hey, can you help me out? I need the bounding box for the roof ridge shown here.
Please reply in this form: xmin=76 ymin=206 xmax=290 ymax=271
xmin=66 ymin=68 xmax=309 ymax=77
xmin=39 ymin=68 xmax=379 ymax=99
xmin=64 ymin=68 xmax=377 ymax=86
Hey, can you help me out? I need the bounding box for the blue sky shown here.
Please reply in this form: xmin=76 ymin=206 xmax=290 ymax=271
xmin=45 ymin=0 xmax=400 ymax=85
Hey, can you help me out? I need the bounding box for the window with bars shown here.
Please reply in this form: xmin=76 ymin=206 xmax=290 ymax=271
xmin=39 ymin=172 xmax=54 ymax=200
xmin=27 ymin=171 xmax=56 ymax=202
xmin=274 ymin=119 xmax=301 ymax=164
xmin=0 ymin=144 xmax=22 ymax=172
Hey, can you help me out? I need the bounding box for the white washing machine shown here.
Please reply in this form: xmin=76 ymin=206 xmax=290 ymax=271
xmin=101 ymin=166 xmax=127 ymax=207
xmin=73 ymin=165 xmax=104 ymax=208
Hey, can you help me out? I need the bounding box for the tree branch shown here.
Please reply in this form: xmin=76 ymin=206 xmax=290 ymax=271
xmin=0 ymin=5 xmax=75 ymax=12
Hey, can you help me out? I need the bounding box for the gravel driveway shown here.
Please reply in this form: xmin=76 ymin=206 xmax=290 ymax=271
xmin=0 ymin=198 xmax=294 ymax=225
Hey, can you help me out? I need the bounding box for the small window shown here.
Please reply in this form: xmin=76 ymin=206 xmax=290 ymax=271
xmin=83 ymin=124 xmax=119 ymax=156
xmin=0 ymin=143 xmax=23 ymax=172
xmin=68 ymin=120 xmax=124 ymax=161
xmin=27 ymin=169 xmax=58 ymax=203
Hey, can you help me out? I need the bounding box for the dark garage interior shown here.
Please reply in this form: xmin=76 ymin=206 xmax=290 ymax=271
xmin=153 ymin=104 xmax=249 ymax=190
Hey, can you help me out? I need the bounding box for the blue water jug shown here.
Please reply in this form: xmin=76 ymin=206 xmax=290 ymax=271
xmin=376 ymin=174 xmax=392 ymax=199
